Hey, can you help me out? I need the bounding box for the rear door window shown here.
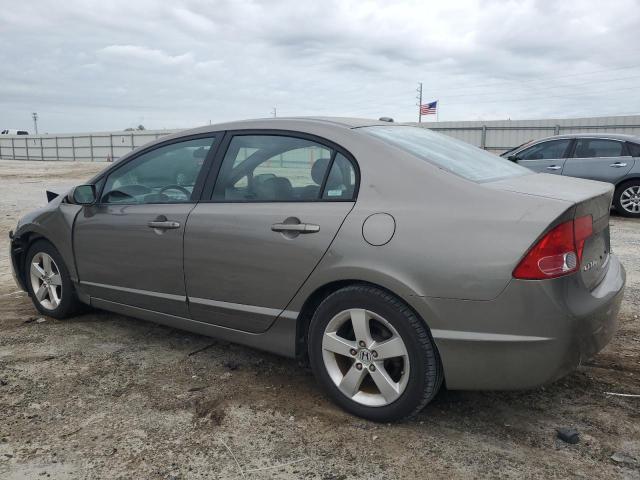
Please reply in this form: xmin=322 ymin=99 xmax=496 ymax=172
xmin=572 ymin=139 xmax=625 ymax=158
xmin=212 ymin=134 xmax=358 ymax=202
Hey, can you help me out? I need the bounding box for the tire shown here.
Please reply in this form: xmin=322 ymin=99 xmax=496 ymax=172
xmin=614 ymin=180 xmax=640 ymax=218
xmin=24 ymin=239 xmax=83 ymax=319
xmin=308 ymin=284 xmax=443 ymax=422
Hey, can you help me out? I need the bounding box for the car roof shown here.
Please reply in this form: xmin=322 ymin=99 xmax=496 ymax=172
xmin=149 ymin=117 xmax=412 ymax=148
xmin=175 ymin=116 xmax=406 ymax=135
xmin=535 ymin=132 xmax=640 ymax=142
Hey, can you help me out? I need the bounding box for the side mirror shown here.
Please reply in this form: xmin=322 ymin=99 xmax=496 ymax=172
xmin=70 ymin=185 xmax=96 ymax=205
xmin=507 ymin=154 xmax=519 ymax=162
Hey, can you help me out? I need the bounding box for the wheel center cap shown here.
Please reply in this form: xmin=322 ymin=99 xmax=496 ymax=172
xmin=357 ymin=348 xmax=373 ymax=365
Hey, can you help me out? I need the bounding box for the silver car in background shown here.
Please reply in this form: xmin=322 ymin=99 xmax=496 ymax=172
xmin=10 ymin=118 xmax=625 ymax=421
xmin=503 ymin=133 xmax=640 ymax=217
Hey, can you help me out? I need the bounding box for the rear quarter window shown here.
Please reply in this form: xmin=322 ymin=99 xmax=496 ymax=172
xmin=627 ymin=142 xmax=640 ymax=157
xmin=362 ymin=126 xmax=529 ymax=182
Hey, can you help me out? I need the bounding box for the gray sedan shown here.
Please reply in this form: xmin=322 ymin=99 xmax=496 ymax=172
xmin=9 ymin=118 xmax=625 ymax=422
xmin=503 ymin=133 xmax=640 ymax=217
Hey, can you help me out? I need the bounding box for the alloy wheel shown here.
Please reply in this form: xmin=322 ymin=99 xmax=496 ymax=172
xmin=321 ymin=308 xmax=410 ymax=407
xmin=29 ymin=252 xmax=63 ymax=310
xmin=620 ymin=185 xmax=640 ymax=214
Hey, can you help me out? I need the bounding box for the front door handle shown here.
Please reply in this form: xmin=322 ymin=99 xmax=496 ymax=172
xmin=610 ymin=162 xmax=628 ymax=168
xmin=271 ymin=223 xmax=320 ymax=233
xmin=148 ymin=220 xmax=180 ymax=229
xmin=546 ymin=165 xmax=562 ymax=171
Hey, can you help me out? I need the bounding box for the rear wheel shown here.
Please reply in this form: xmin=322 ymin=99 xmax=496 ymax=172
xmin=614 ymin=180 xmax=640 ymax=218
xmin=308 ymin=285 xmax=443 ymax=422
xmin=25 ymin=240 xmax=82 ymax=319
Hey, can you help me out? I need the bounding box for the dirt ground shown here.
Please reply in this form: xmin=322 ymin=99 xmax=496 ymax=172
xmin=0 ymin=160 xmax=638 ymax=479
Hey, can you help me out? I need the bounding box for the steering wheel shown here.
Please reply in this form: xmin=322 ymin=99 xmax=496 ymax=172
xmin=159 ymin=185 xmax=191 ymax=199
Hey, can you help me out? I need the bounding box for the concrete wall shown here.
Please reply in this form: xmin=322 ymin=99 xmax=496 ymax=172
xmin=0 ymin=129 xmax=178 ymax=162
xmin=2 ymin=115 xmax=640 ymax=161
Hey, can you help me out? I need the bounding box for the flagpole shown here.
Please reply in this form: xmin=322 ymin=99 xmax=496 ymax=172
xmin=417 ymin=82 xmax=423 ymax=123
xmin=436 ymin=99 xmax=439 ymax=122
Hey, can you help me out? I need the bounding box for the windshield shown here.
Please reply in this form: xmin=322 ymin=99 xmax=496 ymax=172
xmin=362 ymin=126 xmax=530 ymax=182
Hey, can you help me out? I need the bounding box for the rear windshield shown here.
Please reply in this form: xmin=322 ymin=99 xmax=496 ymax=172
xmin=361 ymin=126 xmax=529 ymax=182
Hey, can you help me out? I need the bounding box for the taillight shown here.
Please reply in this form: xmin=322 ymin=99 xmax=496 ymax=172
xmin=513 ymin=215 xmax=593 ymax=280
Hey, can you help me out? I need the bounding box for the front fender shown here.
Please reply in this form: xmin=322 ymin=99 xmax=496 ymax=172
xmin=12 ymin=201 xmax=82 ymax=288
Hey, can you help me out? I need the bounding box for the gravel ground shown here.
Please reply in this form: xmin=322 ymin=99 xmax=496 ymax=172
xmin=0 ymin=160 xmax=639 ymax=479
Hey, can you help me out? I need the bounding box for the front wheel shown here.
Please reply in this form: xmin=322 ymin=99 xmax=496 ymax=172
xmin=308 ymin=285 xmax=443 ymax=422
xmin=25 ymin=240 xmax=83 ymax=319
xmin=614 ymin=180 xmax=640 ymax=218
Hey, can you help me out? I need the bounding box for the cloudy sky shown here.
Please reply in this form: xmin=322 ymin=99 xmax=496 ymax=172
xmin=1 ymin=0 xmax=639 ymax=133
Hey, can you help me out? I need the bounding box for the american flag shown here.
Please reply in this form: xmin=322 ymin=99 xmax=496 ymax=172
xmin=420 ymin=100 xmax=438 ymax=115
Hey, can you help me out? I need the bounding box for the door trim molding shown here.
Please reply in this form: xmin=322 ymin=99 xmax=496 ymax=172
xmin=81 ymin=281 xmax=186 ymax=302
xmin=189 ymin=296 xmax=298 ymax=320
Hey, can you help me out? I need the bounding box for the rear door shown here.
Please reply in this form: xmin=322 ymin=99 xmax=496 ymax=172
xmin=184 ymin=132 xmax=358 ymax=333
xmin=562 ymin=138 xmax=634 ymax=183
xmin=515 ymin=138 xmax=572 ymax=174
xmin=74 ymin=135 xmax=217 ymax=317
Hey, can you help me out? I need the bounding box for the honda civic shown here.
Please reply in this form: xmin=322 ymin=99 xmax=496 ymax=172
xmin=10 ymin=117 xmax=625 ymax=421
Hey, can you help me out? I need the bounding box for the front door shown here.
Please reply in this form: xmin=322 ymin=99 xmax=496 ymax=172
xmin=562 ymin=138 xmax=634 ymax=183
xmin=184 ymin=133 xmax=358 ymax=333
xmin=515 ymin=138 xmax=572 ymax=174
xmin=74 ymin=136 xmax=217 ymax=317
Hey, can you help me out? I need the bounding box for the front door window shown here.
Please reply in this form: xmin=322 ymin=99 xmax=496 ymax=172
xmin=101 ymin=137 xmax=215 ymax=204
xmin=518 ymin=139 xmax=571 ymax=160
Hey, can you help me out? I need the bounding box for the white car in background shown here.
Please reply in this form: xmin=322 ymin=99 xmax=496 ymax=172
xmin=1 ymin=129 xmax=29 ymax=135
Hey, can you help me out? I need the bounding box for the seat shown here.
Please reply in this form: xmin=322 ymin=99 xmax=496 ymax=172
xmin=254 ymin=176 xmax=293 ymax=201
xmin=575 ymin=144 xmax=596 ymax=158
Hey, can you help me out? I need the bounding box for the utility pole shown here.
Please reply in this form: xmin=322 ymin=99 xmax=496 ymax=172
xmin=32 ymin=112 xmax=39 ymax=134
xmin=271 ymin=107 xmax=277 ymax=118
xmin=416 ymin=83 xmax=423 ymax=123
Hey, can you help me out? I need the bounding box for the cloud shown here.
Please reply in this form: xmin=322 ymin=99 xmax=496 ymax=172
xmin=0 ymin=0 xmax=639 ymax=132
xmin=98 ymin=45 xmax=195 ymax=67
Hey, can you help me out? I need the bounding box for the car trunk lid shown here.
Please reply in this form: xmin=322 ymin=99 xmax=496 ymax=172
xmin=487 ymin=173 xmax=613 ymax=289
xmin=575 ymin=191 xmax=612 ymax=289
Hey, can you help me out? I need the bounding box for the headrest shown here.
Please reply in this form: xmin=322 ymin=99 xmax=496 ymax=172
xmin=255 ymin=176 xmax=293 ymax=200
xmin=311 ymin=158 xmax=344 ymax=187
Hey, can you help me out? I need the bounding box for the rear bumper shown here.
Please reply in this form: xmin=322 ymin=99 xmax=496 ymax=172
xmin=414 ymin=254 xmax=625 ymax=390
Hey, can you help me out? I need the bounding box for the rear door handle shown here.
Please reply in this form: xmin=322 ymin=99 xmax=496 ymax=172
xmin=609 ymin=162 xmax=628 ymax=168
xmin=148 ymin=220 xmax=180 ymax=229
xmin=546 ymin=165 xmax=562 ymax=171
xmin=271 ymin=223 xmax=320 ymax=233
